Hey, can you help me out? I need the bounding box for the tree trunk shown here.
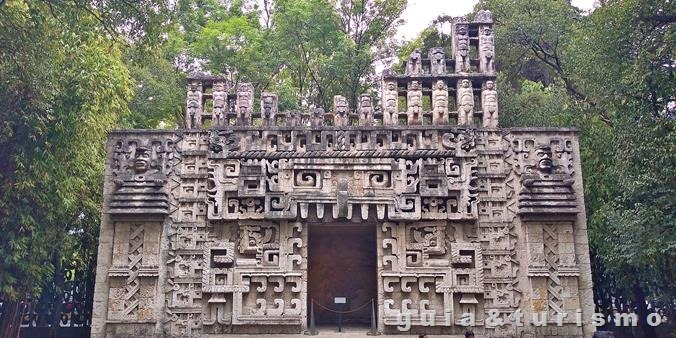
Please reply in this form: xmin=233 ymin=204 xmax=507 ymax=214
xmin=632 ymin=280 xmax=657 ymax=338
xmin=0 ymin=299 xmax=22 ymax=338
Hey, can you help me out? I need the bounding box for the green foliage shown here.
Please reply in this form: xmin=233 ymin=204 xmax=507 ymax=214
xmin=476 ymin=0 xmax=581 ymax=84
xmin=0 ymin=0 xmax=408 ymax=300
xmin=469 ymin=0 xmax=675 ymax=317
xmin=497 ymin=77 xmax=575 ymax=127
xmin=0 ymin=1 xmax=134 ymax=297
xmin=121 ymin=54 xmax=185 ymax=129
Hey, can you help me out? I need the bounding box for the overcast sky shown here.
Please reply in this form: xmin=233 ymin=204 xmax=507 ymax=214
xmin=397 ymin=0 xmax=597 ymax=40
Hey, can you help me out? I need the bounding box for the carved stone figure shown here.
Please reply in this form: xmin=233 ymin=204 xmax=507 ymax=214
xmin=455 ymin=21 xmax=471 ymax=73
xmin=518 ymin=145 xmax=577 ymax=214
xmin=333 ymin=95 xmax=349 ymax=127
xmin=237 ymin=83 xmax=254 ymax=126
xmin=288 ymin=110 xmax=301 ymax=127
xmin=311 ymin=108 xmax=325 ymax=127
xmin=110 ymin=145 xmax=168 ymax=215
xmin=429 ymin=47 xmax=446 ymax=75
xmin=358 ymin=94 xmax=374 ymax=126
xmin=407 ymin=81 xmax=423 ymax=125
xmin=457 ymin=79 xmax=474 ymax=125
xmin=261 ymin=92 xmax=278 ymax=126
xmin=132 ymin=146 xmax=153 ymax=174
xmin=432 ymin=80 xmax=448 ymax=125
xmin=212 ymin=81 xmax=228 ymax=126
xmin=479 ymin=26 xmax=495 ymax=73
xmin=186 ymin=82 xmax=202 ymax=128
xmin=382 ymin=80 xmax=399 ymax=126
xmin=482 ymin=80 xmax=498 ymax=127
xmin=209 ymin=130 xmax=240 ymax=154
xmin=406 ymin=48 xmax=422 ymax=75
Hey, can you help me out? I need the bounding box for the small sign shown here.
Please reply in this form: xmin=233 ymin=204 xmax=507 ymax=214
xmin=334 ymin=297 xmax=347 ymax=304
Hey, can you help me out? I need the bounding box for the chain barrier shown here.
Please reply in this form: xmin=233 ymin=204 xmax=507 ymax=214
xmin=312 ymin=298 xmax=373 ymax=314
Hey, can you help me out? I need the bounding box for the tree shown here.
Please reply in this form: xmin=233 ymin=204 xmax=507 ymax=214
xmin=465 ymin=0 xmax=675 ymax=336
xmin=0 ymin=0 xmax=165 ymax=335
xmin=334 ymin=0 xmax=406 ymax=107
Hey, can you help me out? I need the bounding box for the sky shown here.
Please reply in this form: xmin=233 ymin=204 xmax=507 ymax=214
xmin=397 ymin=0 xmax=597 ymax=41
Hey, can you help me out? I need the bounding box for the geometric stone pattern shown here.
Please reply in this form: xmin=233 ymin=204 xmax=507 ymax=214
xmin=92 ymin=10 xmax=595 ymax=338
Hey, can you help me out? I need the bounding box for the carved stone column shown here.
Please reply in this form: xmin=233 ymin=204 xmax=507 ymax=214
xmin=358 ymin=94 xmax=374 ymax=126
xmin=186 ymin=81 xmax=203 ymax=128
xmin=432 ymin=80 xmax=449 ymax=125
xmin=333 ymin=95 xmax=350 ymax=127
xmin=261 ymin=92 xmax=278 ymax=127
xmin=382 ymin=79 xmax=399 ymax=126
xmin=236 ymin=83 xmax=254 ymax=126
xmin=429 ymin=47 xmax=446 ymax=75
xmin=454 ymin=20 xmax=470 ymax=73
xmin=482 ymin=81 xmax=499 ymax=127
xmin=407 ymin=81 xmax=423 ymax=125
xmin=457 ymin=79 xmax=474 ymax=125
xmin=212 ymin=81 xmax=228 ymax=127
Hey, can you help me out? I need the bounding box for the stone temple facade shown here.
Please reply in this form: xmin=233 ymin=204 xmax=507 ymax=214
xmin=92 ymin=11 xmax=595 ymax=337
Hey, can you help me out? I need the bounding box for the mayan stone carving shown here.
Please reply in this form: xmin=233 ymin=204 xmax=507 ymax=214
xmin=482 ymin=80 xmax=499 ymax=128
xmin=406 ymin=48 xmax=423 ymax=75
xmin=261 ymin=92 xmax=278 ymax=126
xmin=237 ymin=83 xmax=254 ymax=126
xmin=212 ymin=81 xmax=228 ymax=126
xmin=333 ymin=95 xmax=350 ymax=127
xmin=407 ymin=81 xmax=423 ymax=125
xmin=479 ymin=25 xmax=496 ymax=74
xmin=358 ymin=94 xmax=375 ymax=126
xmin=433 ymin=80 xmax=449 ymax=125
xmin=382 ymin=79 xmax=399 ymax=126
xmin=457 ymin=79 xmax=475 ymax=125
xmin=93 ymin=11 xmax=595 ymax=338
xmin=186 ymin=81 xmax=202 ymax=128
xmin=454 ymin=19 xmax=471 ymax=73
xmin=429 ymin=47 xmax=447 ymax=75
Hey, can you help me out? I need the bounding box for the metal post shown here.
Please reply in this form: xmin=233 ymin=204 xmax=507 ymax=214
xmin=368 ymin=298 xmax=378 ymax=335
xmin=337 ymin=305 xmax=342 ymax=332
xmin=305 ymin=299 xmax=317 ymax=335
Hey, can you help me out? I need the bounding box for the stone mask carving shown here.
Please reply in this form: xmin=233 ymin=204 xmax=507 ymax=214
xmin=535 ymin=145 xmax=553 ymax=173
xmin=133 ymin=146 xmax=151 ymax=174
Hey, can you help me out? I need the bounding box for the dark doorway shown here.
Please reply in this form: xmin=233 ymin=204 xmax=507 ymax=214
xmin=308 ymin=224 xmax=377 ymax=325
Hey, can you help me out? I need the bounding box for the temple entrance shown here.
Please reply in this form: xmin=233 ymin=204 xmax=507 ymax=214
xmin=307 ymin=223 xmax=377 ymax=326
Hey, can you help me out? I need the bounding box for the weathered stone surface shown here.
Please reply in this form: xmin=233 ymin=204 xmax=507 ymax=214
xmin=92 ymin=11 xmax=595 ymax=338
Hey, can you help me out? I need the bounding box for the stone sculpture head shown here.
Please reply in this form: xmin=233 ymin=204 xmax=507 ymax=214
xmin=436 ymin=80 xmax=446 ymax=90
xmin=133 ymin=146 xmax=151 ymax=174
xmin=313 ymin=108 xmax=325 ymax=118
xmin=387 ymin=81 xmax=396 ymax=91
xmin=457 ymin=24 xmax=468 ymax=36
xmin=262 ymin=96 xmax=274 ymax=115
xmin=535 ymin=145 xmax=553 ymax=172
xmin=213 ymin=81 xmax=226 ymax=91
xmin=486 ymin=81 xmax=495 ymax=90
xmin=360 ymin=95 xmax=372 ymax=108
xmin=431 ymin=48 xmax=444 ymax=61
xmin=334 ymin=95 xmax=348 ymax=115
xmin=483 ymin=27 xmax=493 ymax=36
xmin=462 ymin=79 xmax=471 ymax=88
xmin=411 ymin=81 xmax=420 ymax=90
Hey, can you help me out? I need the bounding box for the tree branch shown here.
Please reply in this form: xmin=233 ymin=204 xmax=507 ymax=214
xmin=529 ymin=44 xmax=614 ymax=127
